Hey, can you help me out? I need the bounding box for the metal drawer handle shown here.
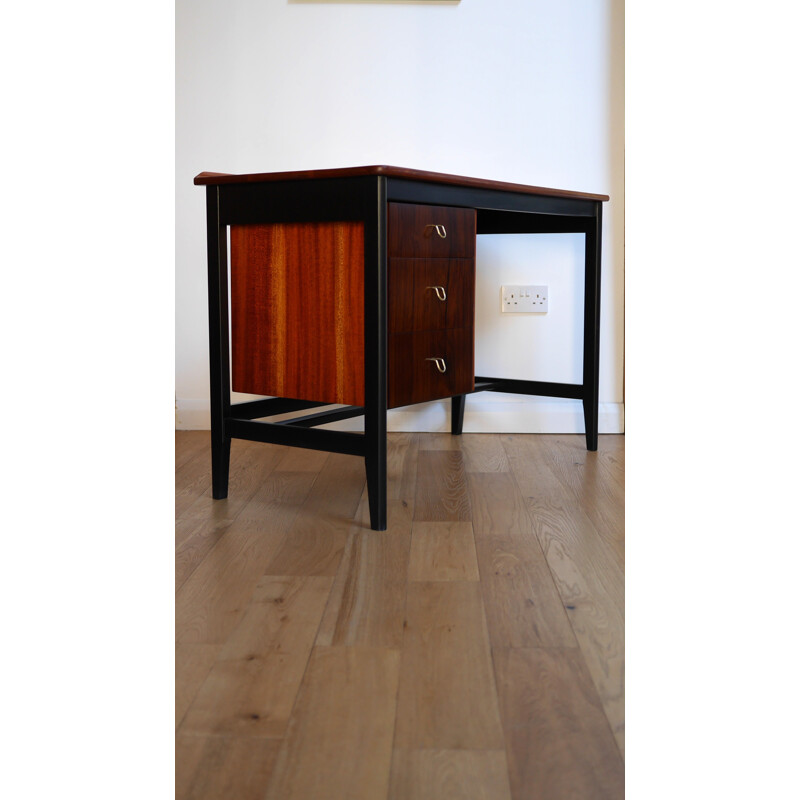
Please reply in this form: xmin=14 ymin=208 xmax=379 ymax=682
xmin=425 ymin=357 xmax=447 ymax=373
xmin=424 ymin=224 xmax=447 ymax=239
xmin=426 ymin=285 xmax=447 ymax=301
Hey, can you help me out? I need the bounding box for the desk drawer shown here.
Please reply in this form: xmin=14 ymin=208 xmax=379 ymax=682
xmin=388 ymin=329 xmax=474 ymax=409
xmin=389 ymin=258 xmax=475 ymax=333
xmin=388 ymin=203 xmax=476 ymax=259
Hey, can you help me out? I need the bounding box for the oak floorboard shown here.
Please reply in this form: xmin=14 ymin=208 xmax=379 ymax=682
xmin=474 ymin=534 xmax=576 ymax=648
xmin=174 ymin=431 xmax=624 ymax=795
xmin=493 ymin=647 xmax=624 ymax=800
xmin=175 ymin=437 xmax=269 ymax=515
xmin=416 ymin=432 xmax=461 ymax=450
xmin=316 ymin=500 xmax=412 ymax=647
xmin=262 ymin=512 xmax=350 ymax=578
xmin=264 ymin=646 xmax=400 ymax=800
xmin=175 ymin=472 xmax=316 ymax=644
xmin=262 ymin=453 xmax=364 ymax=576
xmin=537 ymin=435 xmax=624 ymax=566
xmin=180 ymin=576 xmax=333 ymax=738
xmin=467 ymin=471 xmax=532 ymax=537
xmin=175 ymin=449 xmax=215 ymax=519
xmin=503 ymin=435 xmax=624 ymax=607
xmin=459 ymin=434 xmax=511 ymax=473
xmin=388 ymin=749 xmax=512 ymax=800
xmin=175 ymin=516 xmax=233 ymax=590
xmin=594 ymin=434 xmax=625 ymax=487
xmin=176 ymin=508 xmax=272 ymax=591
xmin=523 ymin=492 xmax=625 ymax=754
xmin=303 ymin=451 xmax=366 ymax=517
xmin=175 ymin=734 xmax=281 ymax=800
xmin=387 ymin=432 xmax=420 ymax=504
xmin=503 ymin=436 xmax=625 ymax=754
xmin=394 ymin=581 xmax=504 ymax=750
xmin=177 ymin=440 xmax=288 ymax=522
xmin=407 ymin=521 xmax=479 ymax=582
xmin=175 ymin=430 xmax=211 ymax=471
xmin=413 ymin=450 xmax=471 ymax=521
xmin=397 ymin=433 xmax=511 ymax=471
xmin=176 ymin=644 xmax=221 ymax=729
xmin=275 ymin=446 xmax=330 ymax=472
xmin=589 ymin=434 xmax=625 ymax=491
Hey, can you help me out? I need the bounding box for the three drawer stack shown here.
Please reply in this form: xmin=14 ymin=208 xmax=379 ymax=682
xmin=387 ymin=202 xmax=476 ymax=408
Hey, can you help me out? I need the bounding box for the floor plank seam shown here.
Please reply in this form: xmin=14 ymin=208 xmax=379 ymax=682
xmin=385 ymin=513 xmax=415 ymax=793
xmin=500 ymin=435 xmax=625 ymax=762
xmin=175 ymin=519 xmax=238 ymax=594
xmin=176 ymin=432 xmax=625 ymax=797
xmin=176 ymin=443 xmax=290 ymax=591
xmin=469 ymin=517 xmax=517 ymax=794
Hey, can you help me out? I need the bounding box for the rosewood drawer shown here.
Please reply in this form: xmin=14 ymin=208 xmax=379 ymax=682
xmin=388 ymin=203 xmax=476 ymax=259
xmin=388 ymin=258 xmax=475 ymax=333
xmin=388 ymin=329 xmax=474 ymax=409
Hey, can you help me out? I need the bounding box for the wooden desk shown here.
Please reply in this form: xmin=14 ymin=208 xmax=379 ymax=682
xmin=194 ymin=166 xmax=609 ymax=531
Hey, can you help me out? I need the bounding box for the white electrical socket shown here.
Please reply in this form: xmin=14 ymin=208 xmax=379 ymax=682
xmin=501 ymin=285 xmax=549 ymax=313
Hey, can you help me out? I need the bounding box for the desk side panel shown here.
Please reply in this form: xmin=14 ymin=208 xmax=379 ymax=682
xmin=230 ymin=222 xmax=365 ymax=406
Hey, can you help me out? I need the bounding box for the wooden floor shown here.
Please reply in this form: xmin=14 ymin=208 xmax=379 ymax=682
xmin=176 ymin=431 xmax=624 ymax=800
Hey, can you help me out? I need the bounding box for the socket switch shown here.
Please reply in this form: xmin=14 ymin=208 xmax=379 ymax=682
xmin=501 ymin=285 xmax=549 ymax=313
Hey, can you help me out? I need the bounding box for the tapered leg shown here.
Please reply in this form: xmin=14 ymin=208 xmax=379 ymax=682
xmin=211 ymin=438 xmax=231 ymax=499
xmin=451 ymin=394 xmax=466 ymax=435
xmin=205 ymin=185 xmax=232 ymax=497
xmin=364 ymin=176 xmax=388 ymax=530
xmin=582 ymin=203 xmax=602 ymax=451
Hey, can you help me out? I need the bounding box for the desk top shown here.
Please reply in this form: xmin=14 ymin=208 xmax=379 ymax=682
xmin=194 ymin=165 xmax=609 ymax=202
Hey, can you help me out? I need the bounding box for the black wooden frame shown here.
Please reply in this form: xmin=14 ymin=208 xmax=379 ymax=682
xmin=203 ymin=174 xmax=603 ymax=531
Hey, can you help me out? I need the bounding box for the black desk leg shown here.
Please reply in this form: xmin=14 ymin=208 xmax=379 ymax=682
xmin=582 ymin=203 xmax=603 ymax=451
xmin=205 ymin=186 xmax=232 ymax=497
xmin=451 ymin=394 xmax=466 ymax=435
xmin=364 ymin=177 xmax=388 ymax=530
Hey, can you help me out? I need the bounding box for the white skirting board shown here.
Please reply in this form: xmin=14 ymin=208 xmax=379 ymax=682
xmin=176 ymin=397 xmax=624 ymax=434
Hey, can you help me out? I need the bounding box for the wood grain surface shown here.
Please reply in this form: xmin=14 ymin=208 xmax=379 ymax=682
xmin=394 ymin=581 xmax=504 ymax=750
xmin=264 ymin=647 xmax=401 ymax=800
xmin=175 ymin=472 xmax=316 ymax=644
xmin=407 ymin=521 xmax=479 ymax=582
xmin=389 ymin=329 xmax=474 ymax=408
xmin=180 ymin=576 xmax=332 ymax=738
xmin=230 ymin=221 xmax=365 ymax=405
xmin=413 ymin=449 xmax=472 ymax=521
xmin=467 ymin=470 xmax=531 ymax=537
xmin=389 ymin=749 xmax=512 ymax=800
xmin=386 ymin=433 xmax=419 ymax=504
xmin=316 ymin=523 xmax=412 ymax=648
xmin=474 ymin=534 xmax=576 ymax=649
xmin=503 ymin=435 xmax=625 ymax=754
xmin=388 ymin=204 xmax=476 ymax=259
xmin=262 ymin=452 xmax=366 ymax=577
xmin=389 ymin=258 xmax=476 ymax=333
xmin=494 ymin=647 xmax=624 ymax=799
xmin=176 ymin=735 xmax=281 ymax=800
xmin=175 ymin=643 xmax=220 ymax=728
xmin=175 ymin=432 xmax=624 ymax=799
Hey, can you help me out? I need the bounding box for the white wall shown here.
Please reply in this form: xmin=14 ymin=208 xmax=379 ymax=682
xmin=176 ymin=0 xmax=624 ymax=432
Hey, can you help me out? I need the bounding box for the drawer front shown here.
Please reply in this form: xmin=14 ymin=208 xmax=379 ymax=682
xmin=388 ymin=329 xmax=474 ymax=409
xmin=389 ymin=258 xmax=475 ymax=333
xmin=388 ymin=203 xmax=476 ymax=259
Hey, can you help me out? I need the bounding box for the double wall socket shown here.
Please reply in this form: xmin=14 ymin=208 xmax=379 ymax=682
xmin=501 ymin=285 xmax=549 ymax=313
